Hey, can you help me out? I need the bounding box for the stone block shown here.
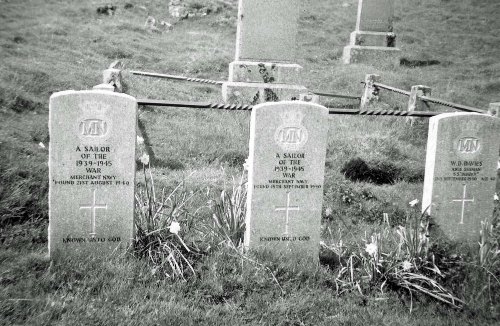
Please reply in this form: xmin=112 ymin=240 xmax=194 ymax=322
xmin=222 ymin=82 xmax=307 ymax=105
xmin=342 ymin=45 xmax=401 ymax=65
xmin=228 ymin=61 xmax=303 ymax=84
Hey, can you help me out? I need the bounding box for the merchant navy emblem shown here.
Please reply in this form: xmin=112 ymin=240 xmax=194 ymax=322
xmin=274 ymin=110 xmax=308 ymax=151
xmin=457 ymin=137 xmax=480 ymax=154
xmin=78 ymin=101 xmax=110 ymax=138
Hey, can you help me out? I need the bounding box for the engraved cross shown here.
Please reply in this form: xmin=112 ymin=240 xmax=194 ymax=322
xmin=452 ymin=184 xmax=474 ymax=225
xmin=80 ymin=189 xmax=107 ymax=237
xmin=275 ymin=191 xmax=300 ymax=235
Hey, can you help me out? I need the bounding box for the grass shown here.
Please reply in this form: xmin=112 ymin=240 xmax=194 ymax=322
xmin=1 ymin=0 xmax=500 ymax=324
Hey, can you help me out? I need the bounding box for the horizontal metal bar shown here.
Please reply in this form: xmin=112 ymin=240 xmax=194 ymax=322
xmin=311 ymin=91 xmax=361 ymax=100
xmin=372 ymin=82 xmax=411 ymax=96
xmin=419 ymin=95 xmax=486 ymax=113
xmin=137 ymin=99 xmax=448 ymax=117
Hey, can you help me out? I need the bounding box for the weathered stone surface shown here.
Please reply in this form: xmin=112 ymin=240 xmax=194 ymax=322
xmin=49 ymin=90 xmax=137 ymax=259
xmin=343 ymin=45 xmax=401 ymax=65
xmin=350 ymin=31 xmax=396 ymax=47
xmin=422 ymin=113 xmax=500 ymax=242
xmin=235 ymin=0 xmax=300 ymax=62
xmin=356 ymin=0 xmax=394 ymax=32
xmin=228 ymin=61 xmax=302 ymax=84
xmin=245 ymin=101 xmax=329 ymax=260
xmin=222 ymin=82 xmax=307 ymax=105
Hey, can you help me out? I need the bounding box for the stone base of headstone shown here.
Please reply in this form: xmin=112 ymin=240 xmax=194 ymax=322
xmin=349 ymin=31 xmax=396 ymax=47
xmin=229 ymin=61 xmax=302 ymax=84
xmin=342 ymin=45 xmax=401 ymax=65
xmin=222 ymin=82 xmax=307 ymax=105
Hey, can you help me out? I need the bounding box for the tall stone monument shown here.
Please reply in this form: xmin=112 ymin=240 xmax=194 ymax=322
xmin=245 ymin=101 xmax=329 ymax=261
xmin=49 ymin=90 xmax=137 ymax=259
xmin=222 ymin=0 xmax=307 ymax=105
xmin=343 ymin=0 xmax=401 ymax=64
xmin=422 ymin=113 xmax=500 ymax=242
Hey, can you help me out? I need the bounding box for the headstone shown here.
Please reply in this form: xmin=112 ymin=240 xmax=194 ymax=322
xmin=222 ymin=0 xmax=307 ymax=104
xmin=245 ymin=101 xmax=329 ymax=260
xmin=49 ymin=90 xmax=137 ymax=259
xmin=343 ymin=0 xmax=401 ymax=65
xmin=356 ymin=0 xmax=394 ymax=32
xmin=422 ymin=113 xmax=500 ymax=242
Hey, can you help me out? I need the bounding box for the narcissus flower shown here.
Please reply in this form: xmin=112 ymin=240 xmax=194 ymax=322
xmin=402 ymin=260 xmax=412 ymax=271
xmin=365 ymin=243 xmax=377 ymax=256
xmin=409 ymin=199 xmax=419 ymax=207
xmin=169 ymin=221 xmax=180 ymax=234
xmin=140 ymin=153 xmax=150 ymax=165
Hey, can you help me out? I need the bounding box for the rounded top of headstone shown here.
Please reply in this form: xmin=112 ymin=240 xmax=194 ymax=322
xmin=252 ymin=100 xmax=327 ymax=112
xmin=49 ymin=90 xmax=136 ymax=102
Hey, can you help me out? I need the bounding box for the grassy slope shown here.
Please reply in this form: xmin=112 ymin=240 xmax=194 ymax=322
xmin=1 ymin=0 xmax=500 ymax=324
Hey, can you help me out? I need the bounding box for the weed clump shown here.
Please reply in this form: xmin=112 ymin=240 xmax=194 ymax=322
xmin=341 ymin=157 xmax=423 ymax=185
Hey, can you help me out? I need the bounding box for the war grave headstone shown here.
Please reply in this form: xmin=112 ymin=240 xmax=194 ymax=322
xmin=343 ymin=0 xmax=401 ymax=64
xmin=245 ymin=101 xmax=328 ymax=260
xmin=422 ymin=113 xmax=500 ymax=242
xmin=222 ymin=0 xmax=307 ymax=105
xmin=49 ymin=90 xmax=137 ymax=259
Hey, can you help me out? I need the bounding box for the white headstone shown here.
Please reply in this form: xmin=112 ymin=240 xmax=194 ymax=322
xmin=235 ymin=0 xmax=300 ymax=62
xmin=356 ymin=0 xmax=394 ymax=32
xmin=422 ymin=113 xmax=500 ymax=242
xmin=245 ymin=101 xmax=329 ymax=260
xmin=49 ymin=90 xmax=137 ymax=259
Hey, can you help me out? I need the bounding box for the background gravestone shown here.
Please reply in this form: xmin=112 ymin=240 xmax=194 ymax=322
xmin=245 ymin=101 xmax=329 ymax=260
xmin=422 ymin=113 xmax=500 ymax=242
xmin=49 ymin=90 xmax=137 ymax=259
xmin=343 ymin=0 xmax=401 ymax=65
xmin=222 ymin=0 xmax=306 ymax=105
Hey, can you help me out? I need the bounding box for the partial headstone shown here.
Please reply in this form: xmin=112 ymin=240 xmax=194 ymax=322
xmin=422 ymin=113 xmax=500 ymax=242
xmin=49 ymin=90 xmax=137 ymax=259
xmin=245 ymin=101 xmax=329 ymax=260
xmin=222 ymin=0 xmax=307 ymax=104
xmin=406 ymin=85 xmax=432 ymax=125
xmin=343 ymin=0 xmax=401 ymax=65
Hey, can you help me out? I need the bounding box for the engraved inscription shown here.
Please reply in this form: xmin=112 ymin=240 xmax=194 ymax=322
xmin=451 ymin=184 xmax=474 ymax=225
xmin=457 ymin=137 xmax=480 ymax=154
xmin=274 ymin=191 xmax=300 ymax=236
xmin=79 ymin=189 xmax=108 ymax=237
xmin=274 ymin=110 xmax=308 ymax=151
xmin=80 ymin=119 xmax=108 ymax=137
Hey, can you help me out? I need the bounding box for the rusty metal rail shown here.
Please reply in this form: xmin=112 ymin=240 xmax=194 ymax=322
xmin=372 ymin=82 xmax=486 ymax=114
xmin=131 ymin=70 xmax=361 ymax=101
xmin=137 ymin=99 xmax=440 ymax=117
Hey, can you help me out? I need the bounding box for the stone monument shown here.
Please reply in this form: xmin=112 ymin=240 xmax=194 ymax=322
xmin=343 ymin=0 xmax=401 ymax=64
xmin=245 ymin=101 xmax=329 ymax=260
xmin=422 ymin=113 xmax=500 ymax=242
xmin=49 ymin=90 xmax=137 ymax=259
xmin=222 ymin=0 xmax=307 ymax=105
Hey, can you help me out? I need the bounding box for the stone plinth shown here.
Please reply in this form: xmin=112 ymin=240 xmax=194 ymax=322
xmin=343 ymin=0 xmax=401 ymax=65
xmin=222 ymin=82 xmax=307 ymax=105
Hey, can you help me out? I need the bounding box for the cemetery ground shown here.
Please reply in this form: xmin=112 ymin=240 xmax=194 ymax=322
xmin=1 ymin=0 xmax=499 ymax=324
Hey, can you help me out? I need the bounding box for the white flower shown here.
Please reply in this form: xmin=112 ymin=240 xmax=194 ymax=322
xmin=139 ymin=153 xmax=150 ymax=165
xmin=325 ymin=207 xmax=333 ymax=217
xmin=402 ymin=260 xmax=412 ymax=271
xmin=243 ymin=158 xmax=250 ymax=171
xmin=494 ymin=193 xmax=499 ymax=201
xmin=365 ymin=243 xmax=377 ymax=256
xmin=137 ymin=136 xmax=144 ymax=145
xmin=409 ymin=199 xmax=419 ymax=207
xmin=38 ymin=142 xmax=46 ymax=149
xmin=169 ymin=221 xmax=180 ymax=234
